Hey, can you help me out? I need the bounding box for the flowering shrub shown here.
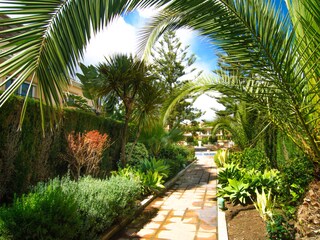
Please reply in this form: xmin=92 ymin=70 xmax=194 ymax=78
xmin=67 ymin=130 xmax=110 ymax=178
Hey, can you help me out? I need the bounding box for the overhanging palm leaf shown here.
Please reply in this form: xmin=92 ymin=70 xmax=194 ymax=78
xmin=0 ymin=0 xmax=164 ymax=129
xmin=140 ymin=0 xmax=320 ymax=164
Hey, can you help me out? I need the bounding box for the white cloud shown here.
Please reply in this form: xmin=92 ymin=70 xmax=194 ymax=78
xmin=80 ymin=16 xmax=137 ymax=66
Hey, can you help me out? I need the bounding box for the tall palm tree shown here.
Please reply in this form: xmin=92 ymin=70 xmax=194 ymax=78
xmin=139 ymin=0 xmax=320 ymax=171
xmin=96 ymin=54 xmax=154 ymax=166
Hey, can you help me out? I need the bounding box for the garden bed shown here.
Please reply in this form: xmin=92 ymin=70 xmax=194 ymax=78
xmin=225 ymin=202 xmax=267 ymax=240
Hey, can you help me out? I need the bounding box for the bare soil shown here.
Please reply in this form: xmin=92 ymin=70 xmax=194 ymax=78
xmin=225 ymin=202 xmax=267 ymax=240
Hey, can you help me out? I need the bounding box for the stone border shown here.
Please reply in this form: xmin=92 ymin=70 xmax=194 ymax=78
xmin=101 ymin=159 xmax=197 ymax=240
xmin=218 ymin=207 xmax=229 ymax=240
xmin=217 ymin=168 xmax=229 ymax=240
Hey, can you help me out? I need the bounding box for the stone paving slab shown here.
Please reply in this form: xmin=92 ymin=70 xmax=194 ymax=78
xmin=111 ymin=156 xmax=217 ymax=240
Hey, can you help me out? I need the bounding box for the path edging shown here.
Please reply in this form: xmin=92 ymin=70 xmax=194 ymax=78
xmin=101 ymin=159 xmax=197 ymax=240
xmin=217 ymin=168 xmax=229 ymax=240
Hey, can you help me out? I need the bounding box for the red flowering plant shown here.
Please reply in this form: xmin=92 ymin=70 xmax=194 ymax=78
xmin=67 ymin=130 xmax=110 ymax=179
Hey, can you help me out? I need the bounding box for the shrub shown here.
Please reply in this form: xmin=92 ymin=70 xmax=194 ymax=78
xmin=266 ymin=214 xmax=295 ymax=240
xmin=62 ymin=175 xmax=141 ymax=237
xmin=218 ymin=178 xmax=251 ymax=205
xmin=0 ymin=180 xmax=81 ymax=240
xmin=125 ymin=142 xmax=149 ymax=166
xmin=218 ymin=164 xmax=281 ymax=204
xmin=138 ymin=171 xmax=165 ymax=194
xmin=158 ymin=144 xmax=194 ymax=176
xmin=66 ymin=130 xmax=111 ymax=179
xmin=277 ymin=155 xmax=314 ymax=217
xmin=218 ymin=163 xmax=242 ymax=187
xmin=228 ymin=148 xmax=270 ymax=172
xmin=137 ymin=158 xmax=170 ymax=179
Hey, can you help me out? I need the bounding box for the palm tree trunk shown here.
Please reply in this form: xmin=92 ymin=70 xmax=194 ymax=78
xmin=127 ymin=124 xmax=142 ymax=163
xmin=120 ymin=104 xmax=133 ymax=167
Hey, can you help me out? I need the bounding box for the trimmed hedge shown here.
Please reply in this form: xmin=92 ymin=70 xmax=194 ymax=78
xmin=0 ymin=95 xmax=124 ymax=202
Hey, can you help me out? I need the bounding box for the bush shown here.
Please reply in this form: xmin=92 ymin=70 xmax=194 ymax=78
xmin=266 ymin=214 xmax=295 ymax=240
xmin=62 ymin=175 xmax=141 ymax=237
xmin=66 ymin=130 xmax=111 ymax=179
xmin=0 ymin=180 xmax=81 ymax=240
xmin=0 ymin=175 xmax=142 ymax=240
xmin=277 ymin=154 xmax=314 ymax=217
xmin=137 ymin=158 xmax=170 ymax=179
xmin=0 ymin=94 xmax=125 ymax=202
xmin=125 ymin=142 xmax=149 ymax=166
xmin=218 ymin=164 xmax=281 ymax=204
xmin=158 ymin=144 xmax=194 ymax=177
xmin=228 ymin=148 xmax=270 ymax=172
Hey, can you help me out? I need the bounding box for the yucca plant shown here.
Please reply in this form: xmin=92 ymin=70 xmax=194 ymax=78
xmin=214 ymin=149 xmax=229 ymax=167
xmin=253 ymin=188 xmax=274 ymax=222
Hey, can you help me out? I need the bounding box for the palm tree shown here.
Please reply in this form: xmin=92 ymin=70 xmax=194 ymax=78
xmin=210 ymin=100 xmax=265 ymax=150
xmin=139 ymin=0 xmax=320 ymax=171
xmin=96 ymin=54 xmax=154 ymax=166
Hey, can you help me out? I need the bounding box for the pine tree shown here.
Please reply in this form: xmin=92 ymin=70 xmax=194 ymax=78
xmin=151 ymin=31 xmax=202 ymax=127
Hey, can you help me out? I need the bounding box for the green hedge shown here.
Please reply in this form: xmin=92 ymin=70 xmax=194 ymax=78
xmin=0 ymin=95 xmax=124 ymax=202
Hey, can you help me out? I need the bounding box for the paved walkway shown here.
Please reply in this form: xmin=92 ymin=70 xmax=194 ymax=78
xmin=112 ymin=155 xmax=218 ymax=240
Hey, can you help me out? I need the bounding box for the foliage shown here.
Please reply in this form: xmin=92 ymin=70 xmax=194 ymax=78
xmin=138 ymin=171 xmax=165 ymax=195
xmin=217 ymin=163 xmax=242 ymax=187
xmin=0 ymin=95 xmax=124 ymax=202
xmin=277 ymin=155 xmax=314 ymax=214
xmin=66 ymin=130 xmax=110 ymax=179
xmin=140 ymin=123 xmax=184 ymax=157
xmin=218 ymin=178 xmax=251 ymax=205
xmin=125 ymin=142 xmax=149 ymax=166
xmin=252 ymin=188 xmax=274 ymax=221
xmin=113 ymin=159 xmax=169 ymax=195
xmin=210 ymin=101 xmax=265 ymax=150
xmin=95 ymin=54 xmax=157 ymax=166
xmin=158 ymin=144 xmax=194 ymax=177
xmin=137 ymin=158 xmax=170 ymax=179
xmin=228 ymin=148 xmax=271 ymax=172
xmin=64 ymin=94 xmax=94 ymax=113
xmin=150 ymin=30 xmax=202 ymax=127
xmin=266 ymin=214 xmax=295 ymax=240
xmin=214 ymin=149 xmax=229 ymax=167
xmin=76 ymin=63 xmax=103 ymax=114
xmin=0 ymin=174 xmax=142 ymax=239
xmin=0 ymin=180 xmax=82 ymax=240
xmin=218 ymin=163 xmax=281 ymax=204
xmin=64 ymin=175 xmax=141 ymax=236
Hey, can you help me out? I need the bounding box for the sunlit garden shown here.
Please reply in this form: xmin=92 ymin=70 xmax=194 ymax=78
xmin=0 ymin=0 xmax=319 ymax=240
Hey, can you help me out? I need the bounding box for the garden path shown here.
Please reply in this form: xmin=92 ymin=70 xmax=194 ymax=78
xmin=112 ymin=154 xmax=218 ymax=240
